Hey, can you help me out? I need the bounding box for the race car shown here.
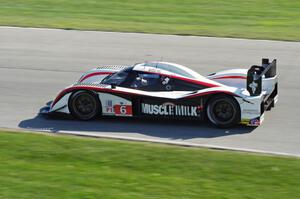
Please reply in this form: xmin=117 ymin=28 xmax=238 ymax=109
xmin=42 ymin=58 xmax=278 ymax=128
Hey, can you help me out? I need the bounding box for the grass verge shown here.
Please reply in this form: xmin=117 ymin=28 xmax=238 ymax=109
xmin=0 ymin=0 xmax=299 ymax=41
xmin=0 ymin=130 xmax=300 ymax=199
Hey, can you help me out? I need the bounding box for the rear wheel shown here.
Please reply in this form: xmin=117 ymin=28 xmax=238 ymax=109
xmin=69 ymin=91 xmax=100 ymax=120
xmin=206 ymin=95 xmax=240 ymax=128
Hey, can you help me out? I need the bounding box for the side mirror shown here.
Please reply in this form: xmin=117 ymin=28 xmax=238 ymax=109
xmin=111 ymin=83 xmax=117 ymax=89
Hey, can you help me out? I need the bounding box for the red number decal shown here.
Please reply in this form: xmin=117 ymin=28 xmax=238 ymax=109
xmin=114 ymin=105 xmax=132 ymax=116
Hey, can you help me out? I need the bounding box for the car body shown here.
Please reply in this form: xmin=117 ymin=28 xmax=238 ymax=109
xmin=42 ymin=58 xmax=278 ymax=128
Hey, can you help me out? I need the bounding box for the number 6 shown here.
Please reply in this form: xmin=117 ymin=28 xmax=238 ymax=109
xmin=120 ymin=105 xmax=127 ymax=114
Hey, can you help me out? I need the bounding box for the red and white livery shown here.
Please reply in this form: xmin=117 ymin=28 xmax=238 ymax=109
xmin=42 ymin=58 xmax=278 ymax=128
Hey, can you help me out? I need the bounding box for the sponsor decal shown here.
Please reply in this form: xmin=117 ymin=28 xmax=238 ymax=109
xmin=249 ymin=81 xmax=258 ymax=94
xmin=141 ymin=103 xmax=201 ymax=117
xmin=249 ymin=118 xmax=260 ymax=126
xmin=105 ymin=100 xmax=113 ymax=113
xmin=114 ymin=104 xmax=133 ymax=116
xmin=162 ymin=77 xmax=170 ymax=85
xmin=240 ymin=118 xmax=260 ymax=126
xmin=240 ymin=119 xmax=250 ymax=125
xmin=240 ymin=118 xmax=261 ymax=126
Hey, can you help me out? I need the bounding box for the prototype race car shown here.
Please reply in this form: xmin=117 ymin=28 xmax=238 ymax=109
xmin=42 ymin=58 xmax=278 ymax=128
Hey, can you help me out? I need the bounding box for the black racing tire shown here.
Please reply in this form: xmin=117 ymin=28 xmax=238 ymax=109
xmin=206 ymin=95 xmax=240 ymax=128
xmin=68 ymin=91 xmax=101 ymax=120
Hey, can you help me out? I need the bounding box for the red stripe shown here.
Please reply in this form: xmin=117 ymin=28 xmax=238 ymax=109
xmin=212 ymin=76 xmax=246 ymax=80
xmin=51 ymin=85 xmax=142 ymax=109
xmin=169 ymin=74 xmax=220 ymax=87
xmin=79 ymin=72 xmax=113 ymax=82
xmin=143 ymin=71 xmax=220 ymax=88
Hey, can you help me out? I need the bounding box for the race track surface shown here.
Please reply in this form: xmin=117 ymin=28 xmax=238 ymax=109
xmin=1 ymin=27 xmax=300 ymax=156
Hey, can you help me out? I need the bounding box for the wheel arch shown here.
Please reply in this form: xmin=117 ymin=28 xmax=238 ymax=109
xmin=205 ymin=92 xmax=240 ymax=108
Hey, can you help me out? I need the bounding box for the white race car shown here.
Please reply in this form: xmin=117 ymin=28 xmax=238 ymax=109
xmin=43 ymin=58 xmax=278 ymax=128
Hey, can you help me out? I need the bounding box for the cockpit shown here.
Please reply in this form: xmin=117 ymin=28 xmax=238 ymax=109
xmin=134 ymin=62 xmax=204 ymax=79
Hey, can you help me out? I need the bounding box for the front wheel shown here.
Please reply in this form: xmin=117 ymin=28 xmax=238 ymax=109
xmin=69 ymin=91 xmax=100 ymax=120
xmin=206 ymin=95 xmax=240 ymax=128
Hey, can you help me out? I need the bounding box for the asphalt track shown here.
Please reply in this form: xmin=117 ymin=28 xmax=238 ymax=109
xmin=0 ymin=26 xmax=300 ymax=156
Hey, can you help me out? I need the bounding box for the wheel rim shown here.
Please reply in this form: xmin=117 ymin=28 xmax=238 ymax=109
xmin=213 ymin=101 xmax=234 ymax=122
xmin=207 ymin=98 xmax=237 ymax=126
xmin=72 ymin=93 xmax=97 ymax=118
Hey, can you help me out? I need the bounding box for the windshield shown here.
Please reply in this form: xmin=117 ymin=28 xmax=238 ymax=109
xmin=101 ymin=67 xmax=133 ymax=86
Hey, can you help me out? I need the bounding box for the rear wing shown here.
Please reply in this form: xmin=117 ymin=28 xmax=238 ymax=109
xmin=247 ymin=58 xmax=277 ymax=96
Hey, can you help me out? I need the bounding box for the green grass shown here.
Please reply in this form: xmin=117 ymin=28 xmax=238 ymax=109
xmin=0 ymin=0 xmax=299 ymax=41
xmin=0 ymin=131 xmax=300 ymax=199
